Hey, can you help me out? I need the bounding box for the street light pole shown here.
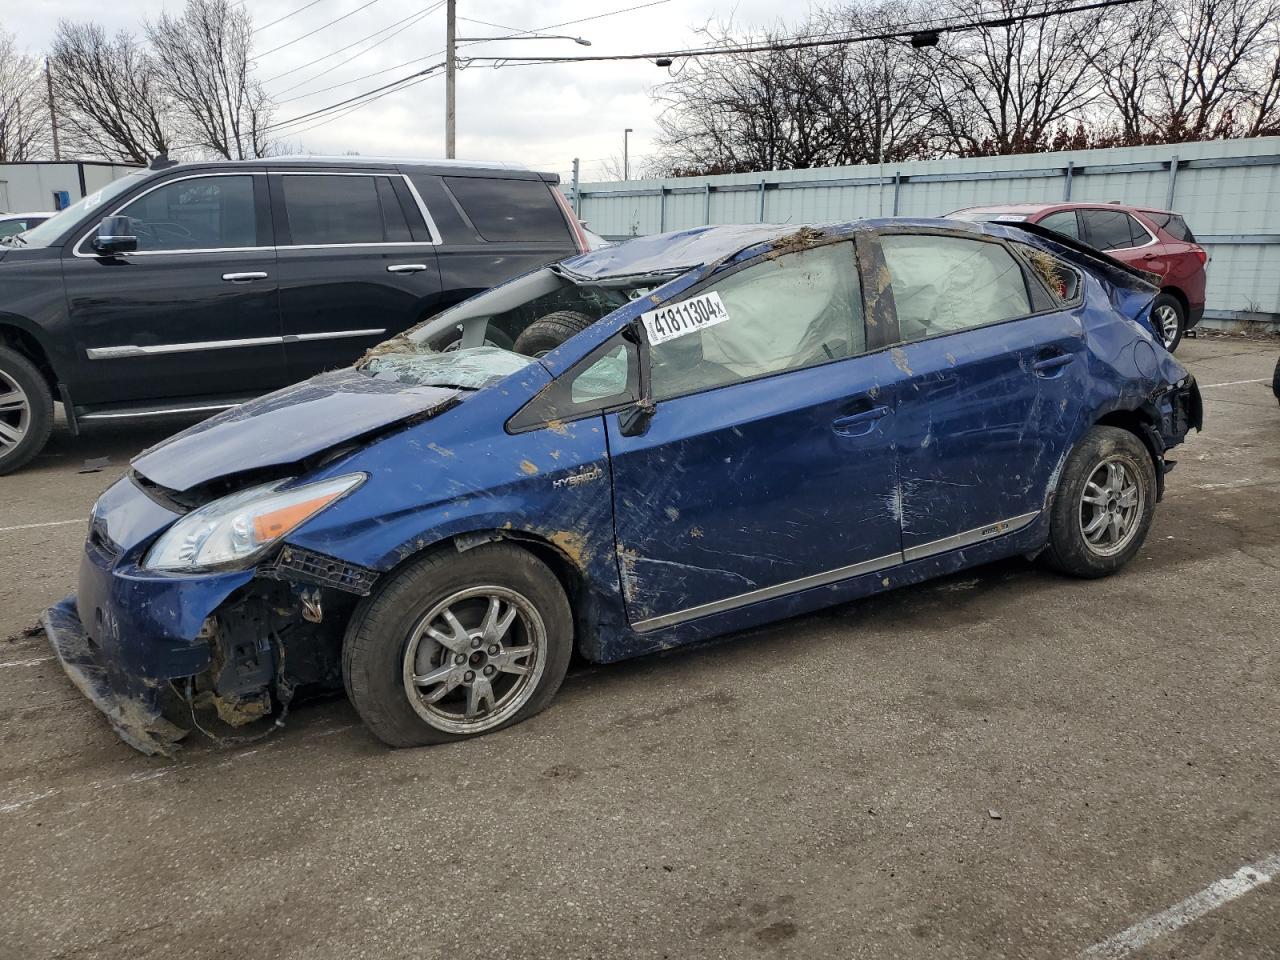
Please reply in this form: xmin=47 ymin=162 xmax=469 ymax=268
xmin=445 ymin=0 xmax=456 ymax=158
xmin=623 ymin=127 xmax=633 ymax=181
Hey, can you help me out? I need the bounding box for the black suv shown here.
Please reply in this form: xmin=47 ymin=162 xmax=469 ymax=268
xmin=0 ymin=156 xmax=587 ymax=473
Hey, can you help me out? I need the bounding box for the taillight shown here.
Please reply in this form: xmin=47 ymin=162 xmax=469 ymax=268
xmin=1192 ymin=246 xmax=1208 ymax=266
xmin=552 ymin=187 xmax=590 ymax=254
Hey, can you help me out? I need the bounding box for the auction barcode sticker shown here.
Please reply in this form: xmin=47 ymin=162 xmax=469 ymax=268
xmin=640 ymin=292 xmax=731 ymax=346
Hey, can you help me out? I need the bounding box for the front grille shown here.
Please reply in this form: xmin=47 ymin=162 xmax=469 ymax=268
xmin=264 ymin=546 xmax=379 ymax=596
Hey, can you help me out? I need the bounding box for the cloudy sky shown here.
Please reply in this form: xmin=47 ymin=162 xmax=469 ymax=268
xmin=8 ymin=0 xmax=792 ymax=182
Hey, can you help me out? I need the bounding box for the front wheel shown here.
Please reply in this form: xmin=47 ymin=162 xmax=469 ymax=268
xmin=342 ymin=543 xmax=573 ymax=747
xmin=1042 ymin=426 xmax=1157 ymax=578
xmin=1151 ymin=293 xmax=1185 ymax=352
xmin=0 ymin=345 xmax=54 ymax=476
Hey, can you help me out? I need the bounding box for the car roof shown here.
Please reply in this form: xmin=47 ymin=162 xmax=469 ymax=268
xmin=148 ymin=155 xmax=558 ymax=181
xmin=0 ymin=211 xmax=55 ymax=219
xmin=953 ymin=201 xmax=1181 ymax=217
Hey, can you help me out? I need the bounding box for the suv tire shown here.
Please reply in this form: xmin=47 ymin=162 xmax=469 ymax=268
xmin=513 ymin=310 xmax=594 ymax=358
xmin=0 ymin=345 xmax=54 ymax=476
xmin=342 ymin=543 xmax=573 ymax=747
xmin=1151 ymin=293 xmax=1184 ymax=352
xmin=1042 ymin=426 xmax=1157 ymax=579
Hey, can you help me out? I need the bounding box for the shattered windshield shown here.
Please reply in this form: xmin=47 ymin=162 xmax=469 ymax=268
xmin=358 ymin=265 xmax=676 ymax=388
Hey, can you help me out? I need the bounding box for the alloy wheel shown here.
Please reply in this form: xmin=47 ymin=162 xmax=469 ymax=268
xmin=1078 ymin=458 xmax=1144 ymax=557
xmin=0 ymin=369 xmax=31 ymax=456
xmin=402 ymin=586 xmax=548 ymax=734
xmin=1153 ymin=303 xmax=1180 ymax=348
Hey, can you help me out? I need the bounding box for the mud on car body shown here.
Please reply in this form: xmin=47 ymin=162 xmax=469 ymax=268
xmin=44 ymin=218 xmax=1203 ymax=755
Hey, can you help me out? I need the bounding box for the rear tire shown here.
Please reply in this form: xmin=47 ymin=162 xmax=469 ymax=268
xmin=513 ymin=310 xmax=595 ymax=358
xmin=0 ymin=345 xmax=54 ymax=476
xmin=1151 ymin=293 xmax=1184 ymax=352
xmin=342 ymin=543 xmax=573 ymax=748
xmin=1042 ymin=426 xmax=1156 ymax=579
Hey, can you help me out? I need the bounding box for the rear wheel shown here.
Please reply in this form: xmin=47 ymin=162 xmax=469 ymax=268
xmin=1151 ymin=293 xmax=1184 ymax=352
xmin=513 ymin=310 xmax=594 ymax=358
xmin=1042 ymin=426 xmax=1156 ymax=578
xmin=342 ymin=543 xmax=573 ymax=747
xmin=0 ymin=345 xmax=53 ymax=476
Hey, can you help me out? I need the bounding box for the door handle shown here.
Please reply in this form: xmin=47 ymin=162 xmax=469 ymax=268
xmin=1141 ymin=253 xmax=1160 ymax=262
xmin=387 ymin=263 xmax=428 ymax=274
xmin=832 ymin=405 xmax=890 ymax=437
xmin=222 ymin=272 xmax=268 ymax=283
xmin=1032 ymin=353 xmax=1074 ymax=376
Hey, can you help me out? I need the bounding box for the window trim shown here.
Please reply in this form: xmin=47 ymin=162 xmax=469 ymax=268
xmin=869 ymin=227 xmax=1074 ymax=351
xmin=271 ymin=171 xmax=442 ymax=248
xmin=634 ymin=237 xmax=871 ymax=405
xmin=73 ymin=172 xmax=271 ymax=258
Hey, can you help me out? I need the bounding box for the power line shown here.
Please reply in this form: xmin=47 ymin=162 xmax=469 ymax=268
xmin=260 ymin=3 xmax=442 ymax=84
xmin=458 ymin=0 xmax=1140 ymax=66
xmin=268 ymin=60 xmax=447 ymax=131
xmin=254 ymin=0 xmax=329 ymax=34
xmin=253 ymin=0 xmax=384 ymax=60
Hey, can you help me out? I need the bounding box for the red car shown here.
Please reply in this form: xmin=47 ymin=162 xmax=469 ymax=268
xmin=948 ymin=202 xmax=1208 ymax=351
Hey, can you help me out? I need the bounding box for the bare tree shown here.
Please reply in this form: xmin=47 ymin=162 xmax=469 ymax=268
xmin=49 ymin=21 xmax=173 ymax=163
xmin=0 ymin=27 xmax=51 ymax=161
xmin=1089 ymin=0 xmax=1167 ymax=139
xmin=146 ymin=0 xmax=275 ymax=160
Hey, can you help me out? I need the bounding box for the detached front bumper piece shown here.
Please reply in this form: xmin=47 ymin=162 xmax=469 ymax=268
xmin=42 ymin=598 xmax=188 ymax=757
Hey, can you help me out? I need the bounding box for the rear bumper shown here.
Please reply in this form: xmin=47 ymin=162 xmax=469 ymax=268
xmin=42 ymin=598 xmax=189 ymax=757
xmin=1187 ymin=304 xmax=1204 ymax=330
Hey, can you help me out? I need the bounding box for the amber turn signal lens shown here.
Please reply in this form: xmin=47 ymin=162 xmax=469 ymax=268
xmin=252 ymin=491 xmax=343 ymax=543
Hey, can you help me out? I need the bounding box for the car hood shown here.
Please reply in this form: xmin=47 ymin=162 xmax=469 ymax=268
xmin=132 ymin=369 xmax=462 ymax=493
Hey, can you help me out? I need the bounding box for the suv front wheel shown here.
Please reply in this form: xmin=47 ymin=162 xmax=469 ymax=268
xmin=0 ymin=345 xmax=54 ymax=475
xmin=1151 ymin=293 xmax=1185 ymax=351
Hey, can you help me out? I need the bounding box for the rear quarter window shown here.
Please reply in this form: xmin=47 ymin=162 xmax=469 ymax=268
xmin=443 ymin=177 xmax=571 ymax=243
xmin=1145 ymin=212 xmax=1197 ymax=243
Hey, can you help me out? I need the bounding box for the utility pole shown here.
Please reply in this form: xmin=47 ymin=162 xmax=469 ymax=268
xmin=45 ymin=59 xmax=61 ymax=161
xmin=445 ymin=0 xmax=456 ymax=158
xmin=623 ymin=128 xmax=633 ymax=181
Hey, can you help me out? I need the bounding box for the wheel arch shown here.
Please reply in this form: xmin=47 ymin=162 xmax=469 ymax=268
xmin=1158 ymin=285 xmax=1188 ymax=316
xmin=0 ymin=316 xmax=60 ymax=395
xmin=1094 ymin=406 xmax=1167 ymax=501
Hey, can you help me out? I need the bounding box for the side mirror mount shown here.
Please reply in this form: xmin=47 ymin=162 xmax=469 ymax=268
xmin=93 ymin=216 xmax=137 ymax=255
xmin=618 ymin=398 xmax=655 ymax=438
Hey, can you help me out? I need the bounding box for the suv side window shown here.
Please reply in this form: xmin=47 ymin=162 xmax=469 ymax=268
xmin=648 ymin=241 xmax=863 ymax=402
xmin=443 ymin=177 xmax=571 ymax=242
xmin=113 ymin=175 xmax=258 ymax=252
xmin=281 ymin=174 xmax=407 ymax=245
xmin=1082 ymin=209 xmax=1148 ymax=251
xmin=879 ymin=234 xmax=1031 ymax=342
xmin=1039 ymin=210 xmax=1080 ymax=240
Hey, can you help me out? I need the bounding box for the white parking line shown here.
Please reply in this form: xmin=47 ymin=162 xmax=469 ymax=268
xmin=1080 ymin=852 xmax=1280 ymax=958
xmin=0 ymin=518 xmax=84 ymax=534
xmin=0 ymin=657 xmax=52 ymax=669
xmin=1198 ymin=377 xmax=1270 ymax=388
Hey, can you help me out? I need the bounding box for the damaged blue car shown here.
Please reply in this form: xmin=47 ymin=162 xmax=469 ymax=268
xmin=44 ymin=218 xmax=1202 ymax=754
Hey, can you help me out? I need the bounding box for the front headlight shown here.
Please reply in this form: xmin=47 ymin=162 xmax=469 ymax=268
xmin=144 ymin=473 xmax=365 ymax=571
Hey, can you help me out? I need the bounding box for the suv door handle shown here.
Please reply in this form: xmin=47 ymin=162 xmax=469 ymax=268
xmin=1141 ymin=252 xmax=1160 ymax=261
xmin=387 ymin=263 xmax=428 ymax=274
xmin=832 ymin=405 xmax=890 ymax=437
xmin=1032 ymin=353 xmax=1074 ymax=376
xmin=222 ymin=272 xmax=269 ymax=283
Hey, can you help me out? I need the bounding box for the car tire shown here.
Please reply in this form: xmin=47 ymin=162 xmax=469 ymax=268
xmin=513 ymin=310 xmax=594 ymax=358
xmin=342 ymin=543 xmax=573 ymax=748
xmin=1042 ymin=426 xmax=1157 ymax=579
xmin=1151 ymin=293 xmax=1184 ymax=352
xmin=0 ymin=345 xmax=54 ymax=476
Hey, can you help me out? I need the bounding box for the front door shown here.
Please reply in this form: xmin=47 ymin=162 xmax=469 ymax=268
xmin=63 ymin=172 xmax=284 ymax=406
xmin=270 ymin=171 xmax=443 ymax=382
xmin=605 ymin=240 xmax=905 ymax=630
xmin=872 ymin=230 xmax=1090 ymax=558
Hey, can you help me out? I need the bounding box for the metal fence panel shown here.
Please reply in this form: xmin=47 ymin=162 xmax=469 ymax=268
xmin=569 ymin=137 xmax=1280 ymax=324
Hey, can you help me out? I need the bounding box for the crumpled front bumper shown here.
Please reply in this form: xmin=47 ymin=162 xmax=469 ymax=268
xmin=42 ymin=598 xmax=189 ymax=757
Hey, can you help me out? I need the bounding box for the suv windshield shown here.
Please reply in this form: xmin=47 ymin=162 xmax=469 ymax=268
xmin=12 ymin=172 xmax=149 ymax=248
xmin=361 ymin=266 xmax=674 ymax=388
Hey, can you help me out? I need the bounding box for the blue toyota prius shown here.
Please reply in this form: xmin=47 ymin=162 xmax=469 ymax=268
xmin=44 ymin=218 xmax=1202 ymax=753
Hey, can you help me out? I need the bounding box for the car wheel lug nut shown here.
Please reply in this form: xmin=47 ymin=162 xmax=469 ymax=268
xmin=455 ymin=654 xmax=466 ymax=665
xmin=483 ymin=665 xmax=495 ymax=677
xmin=464 ymin=670 xmax=475 ymax=682
xmin=488 ymin=644 xmax=499 ymax=655
xmin=471 ymin=638 xmax=481 ymax=648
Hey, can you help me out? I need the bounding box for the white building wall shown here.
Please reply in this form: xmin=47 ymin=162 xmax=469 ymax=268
xmin=0 ymin=162 xmax=140 ymax=214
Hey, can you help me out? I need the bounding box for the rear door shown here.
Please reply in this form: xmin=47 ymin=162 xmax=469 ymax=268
xmin=1079 ymin=208 xmax=1167 ymax=278
xmin=271 ymin=170 xmax=443 ymax=381
xmin=62 ymin=170 xmax=284 ymax=406
xmin=870 ymin=230 xmax=1090 ymax=558
xmin=604 ymin=239 xmax=906 ymax=630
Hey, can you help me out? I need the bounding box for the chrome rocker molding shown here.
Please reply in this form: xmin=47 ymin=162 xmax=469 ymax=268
xmin=78 ymin=402 xmax=240 ymax=422
xmin=86 ymin=328 xmax=386 ymax=360
xmin=631 ymin=510 xmax=1040 ymax=632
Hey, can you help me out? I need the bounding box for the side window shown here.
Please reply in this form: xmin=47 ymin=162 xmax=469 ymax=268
xmin=443 ymin=176 xmax=572 ymax=242
xmin=282 ymin=175 xmax=391 ymax=245
xmin=880 ymin=234 xmax=1031 ymax=341
xmin=508 ymin=332 xmax=637 ymax=432
xmin=1039 ymin=210 xmax=1080 ymax=240
xmin=648 ymin=242 xmax=863 ymax=402
xmin=114 ymin=175 xmax=257 ymax=252
xmin=376 ymin=177 xmax=412 ymax=242
xmin=1083 ymin=209 xmax=1142 ymax=251
xmin=1015 ymin=244 xmax=1082 ymax=305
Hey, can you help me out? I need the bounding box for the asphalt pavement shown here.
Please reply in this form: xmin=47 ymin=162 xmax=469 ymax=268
xmin=1 ymin=335 xmax=1277 ymax=960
